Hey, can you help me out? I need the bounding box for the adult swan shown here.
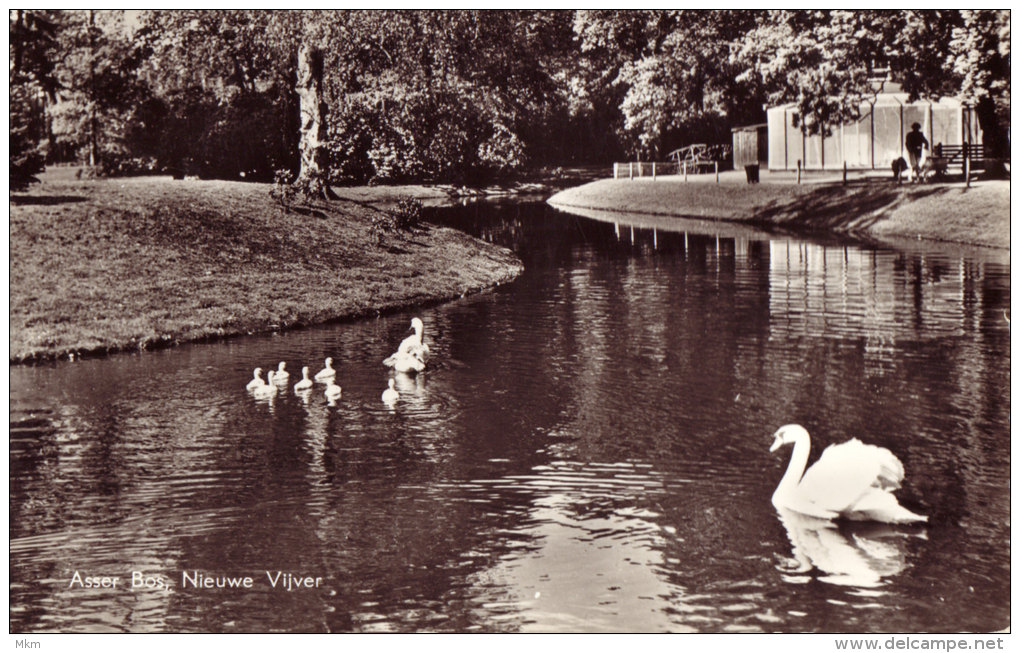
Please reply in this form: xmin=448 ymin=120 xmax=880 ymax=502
xmin=383 ymin=317 xmax=429 ymax=373
xmin=769 ymin=424 xmax=927 ymax=524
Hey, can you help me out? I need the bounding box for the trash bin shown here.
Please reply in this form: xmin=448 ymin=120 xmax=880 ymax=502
xmin=744 ymin=164 xmax=760 ymax=184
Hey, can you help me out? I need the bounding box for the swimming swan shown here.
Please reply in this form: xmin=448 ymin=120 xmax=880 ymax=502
xmin=273 ymin=361 xmax=289 ymax=384
xmin=294 ymin=366 xmax=313 ymax=391
xmin=324 ymin=378 xmax=342 ymax=400
xmin=382 ymin=378 xmax=399 ymax=404
xmin=246 ymin=368 xmax=266 ymax=391
xmin=384 ymin=317 xmax=430 ymax=371
xmin=769 ymin=424 xmax=927 ymax=524
xmin=253 ymin=371 xmax=279 ymax=398
xmin=315 ymin=357 xmax=337 ymax=382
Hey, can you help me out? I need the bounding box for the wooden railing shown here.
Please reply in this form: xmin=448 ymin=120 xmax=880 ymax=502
xmin=613 ymin=160 xmax=723 ymax=181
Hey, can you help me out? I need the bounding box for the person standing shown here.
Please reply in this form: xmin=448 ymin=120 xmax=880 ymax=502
xmin=905 ymin=122 xmax=929 ymax=182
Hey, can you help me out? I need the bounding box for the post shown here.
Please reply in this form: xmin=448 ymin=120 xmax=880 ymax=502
xmin=964 ymin=142 xmax=971 ymax=188
xmin=629 ymin=162 xmax=633 ymax=180
xmin=614 ymin=163 xmax=619 ymax=179
xmin=652 ymin=162 xmax=656 ymax=180
xmin=797 ymin=160 xmax=802 ymax=184
xmin=684 ymin=162 xmax=688 ymax=182
xmin=715 ymin=161 xmax=719 ymax=183
xmin=843 ymin=161 xmax=847 ymax=186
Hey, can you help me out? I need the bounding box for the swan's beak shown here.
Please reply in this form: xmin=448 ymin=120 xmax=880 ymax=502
xmin=769 ymin=434 xmax=783 ymax=453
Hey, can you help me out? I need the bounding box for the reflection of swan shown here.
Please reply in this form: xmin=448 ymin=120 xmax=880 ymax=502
xmin=383 ymin=318 xmax=429 ymax=372
xmin=246 ymin=368 xmax=265 ymax=391
xmin=324 ymin=379 xmax=342 ymax=400
xmin=294 ymin=366 xmax=313 ymax=391
xmin=393 ymin=370 xmax=426 ymax=396
xmin=775 ymin=507 xmax=915 ymax=587
xmin=315 ymin=357 xmax=336 ymax=382
xmin=770 ymin=424 xmax=927 ymax=523
xmin=253 ymin=371 xmax=278 ymax=398
xmin=382 ymin=378 xmax=399 ymax=404
xmin=273 ymin=361 xmax=289 ymax=384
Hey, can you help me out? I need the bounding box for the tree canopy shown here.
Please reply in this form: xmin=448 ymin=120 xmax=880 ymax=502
xmin=11 ymin=10 xmax=1010 ymax=187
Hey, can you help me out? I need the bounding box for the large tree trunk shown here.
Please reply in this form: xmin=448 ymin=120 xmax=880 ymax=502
xmin=295 ymin=43 xmax=335 ymax=199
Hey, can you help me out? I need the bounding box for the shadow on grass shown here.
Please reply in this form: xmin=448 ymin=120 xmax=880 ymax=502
xmin=289 ymin=204 xmax=329 ymax=219
xmin=11 ymin=195 xmax=88 ymax=206
xmin=754 ymin=182 xmax=947 ymax=232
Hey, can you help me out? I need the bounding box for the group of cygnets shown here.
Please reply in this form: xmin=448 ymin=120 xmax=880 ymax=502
xmin=245 ymin=317 xmax=430 ymax=406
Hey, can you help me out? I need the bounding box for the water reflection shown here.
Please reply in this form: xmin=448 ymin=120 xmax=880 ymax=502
xmin=9 ymin=201 xmax=1010 ymax=633
xmin=774 ymin=508 xmax=919 ymax=588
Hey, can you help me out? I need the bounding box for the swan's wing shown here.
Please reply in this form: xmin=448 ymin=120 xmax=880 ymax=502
xmin=797 ymin=439 xmax=904 ymax=514
xmin=844 ymin=488 xmax=927 ymax=524
xmin=396 ymin=333 xmax=419 ymax=355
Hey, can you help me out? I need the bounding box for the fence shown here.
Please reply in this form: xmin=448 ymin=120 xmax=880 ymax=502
xmin=612 ymin=160 xmax=722 ymax=182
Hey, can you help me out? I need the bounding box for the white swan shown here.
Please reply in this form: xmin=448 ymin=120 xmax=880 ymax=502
xmin=324 ymin=378 xmax=342 ymax=400
xmin=253 ymin=371 xmax=278 ymax=398
xmin=273 ymin=361 xmax=289 ymax=384
xmin=245 ymin=367 xmax=266 ymax=391
xmin=294 ymin=366 xmax=313 ymax=391
xmin=314 ymin=357 xmax=336 ymax=382
xmin=383 ymin=317 xmax=430 ymax=371
xmin=385 ymin=350 xmax=426 ymax=374
xmin=769 ymin=424 xmax=927 ymax=524
xmin=382 ymin=378 xmax=399 ymax=404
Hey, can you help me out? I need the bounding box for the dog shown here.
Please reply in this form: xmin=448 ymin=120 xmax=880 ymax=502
xmin=916 ymin=154 xmax=948 ymax=182
xmin=891 ymin=157 xmax=909 ymax=184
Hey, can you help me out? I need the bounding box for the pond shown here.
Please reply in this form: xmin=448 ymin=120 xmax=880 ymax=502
xmin=9 ymin=200 xmax=1010 ymax=633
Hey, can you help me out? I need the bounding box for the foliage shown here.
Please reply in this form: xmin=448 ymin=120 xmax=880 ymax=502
xmin=10 ymin=84 xmax=46 ymax=191
xmin=269 ymin=169 xmax=297 ymax=213
xmin=734 ymin=10 xmax=1010 ymax=138
xmin=9 ymin=10 xmax=61 ymax=189
xmin=370 ymin=197 xmax=425 ymax=245
xmin=17 ymin=10 xmax=1010 ymax=183
xmin=390 ymin=198 xmax=424 ymax=231
xmin=573 ymin=10 xmax=765 ymax=158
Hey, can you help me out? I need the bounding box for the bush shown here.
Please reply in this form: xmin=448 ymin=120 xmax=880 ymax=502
xmin=269 ymin=169 xmax=297 ymax=213
xmin=390 ymin=197 xmax=423 ymax=231
xmin=370 ymin=197 xmax=424 ymax=246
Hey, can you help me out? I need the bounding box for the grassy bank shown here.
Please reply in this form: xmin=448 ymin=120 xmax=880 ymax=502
xmin=548 ymin=175 xmax=1009 ymax=250
xmin=10 ymin=176 xmax=523 ymax=363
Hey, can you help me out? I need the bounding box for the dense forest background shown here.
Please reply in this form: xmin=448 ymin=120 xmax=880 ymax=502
xmin=10 ymin=10 xmax=1010 ymax=190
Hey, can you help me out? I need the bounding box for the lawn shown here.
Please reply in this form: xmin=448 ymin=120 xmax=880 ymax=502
xmin=548 ymin=175 xmax=1009 ymax=250
xmin=10 ymin=177 xmax=523 ymax=362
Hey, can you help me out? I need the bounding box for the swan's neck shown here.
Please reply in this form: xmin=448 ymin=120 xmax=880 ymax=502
xmin=775 ymin=434 xmax=810 ymax=499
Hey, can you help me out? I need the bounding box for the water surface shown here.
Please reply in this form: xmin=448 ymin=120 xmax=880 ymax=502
xmin=9 ymin=201 xmax=1010 ymax=633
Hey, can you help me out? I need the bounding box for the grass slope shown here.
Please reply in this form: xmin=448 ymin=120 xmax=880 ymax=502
xmin=548 ymin=177 xmax=1009 ymax=250
xmin=10 ymin=177 xmax=523 ymax=362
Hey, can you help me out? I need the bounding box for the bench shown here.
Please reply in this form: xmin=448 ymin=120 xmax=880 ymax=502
xmin=934 ymin=142 xmax=984 ymax=162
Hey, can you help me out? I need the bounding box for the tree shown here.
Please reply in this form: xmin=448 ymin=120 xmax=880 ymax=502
xmin=950 ymin=10 xmax=1010 ymax=156
xmin=134 ymin=10 xmax=301 ymax=180
xmin=49 ymin=10 xmax=154 ymax=171
xmin=734 ymin=11 xmax=893 ymax=135
xmin=9 ymin=9 xmax=61 ymax=189
xmin=733 ymin=9 xmax=1009 ymax=144
xmin=572 ymin=10 xmax=764 ymax=158
xmin=293 ymin=15 xmax=336 ymax=199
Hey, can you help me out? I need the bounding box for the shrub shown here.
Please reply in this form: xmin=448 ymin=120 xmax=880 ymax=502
xmin=269 ymin=169 xmax=296 ymax=213
xmin=390 ymin=198 xmax=424 ymax=231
